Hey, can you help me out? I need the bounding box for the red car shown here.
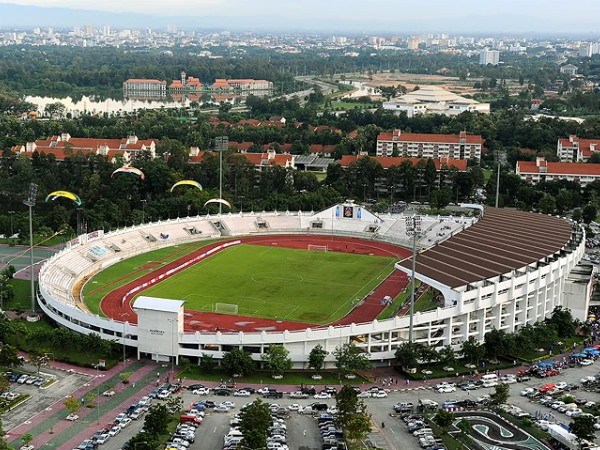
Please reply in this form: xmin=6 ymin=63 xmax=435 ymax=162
xmin=546 ymin=370 xmax=560 ymax=376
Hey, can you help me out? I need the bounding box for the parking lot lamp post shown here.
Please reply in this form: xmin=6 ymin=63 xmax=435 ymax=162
xmin=405 ymin=215 xmax=422 ymax=344
xmin=95 ymin=364 xmax=100 ymax=424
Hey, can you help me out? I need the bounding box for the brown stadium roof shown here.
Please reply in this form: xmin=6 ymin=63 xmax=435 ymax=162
xmin=398 ymin=208 xmax=574 ymax=289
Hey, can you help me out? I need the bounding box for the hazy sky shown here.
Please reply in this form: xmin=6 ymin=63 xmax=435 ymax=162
xmin=2 ymin=0 xmax=599 ymax=21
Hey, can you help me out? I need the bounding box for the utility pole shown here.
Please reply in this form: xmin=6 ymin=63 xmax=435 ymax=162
xmin=23 ymin=183 xmax=37 ymax=316
xmin=495 ymin=150 xmax=501 ymax=208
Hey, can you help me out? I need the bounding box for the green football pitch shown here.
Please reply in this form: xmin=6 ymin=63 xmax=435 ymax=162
xmin=136 ymin=244 xmax=396 ymax=324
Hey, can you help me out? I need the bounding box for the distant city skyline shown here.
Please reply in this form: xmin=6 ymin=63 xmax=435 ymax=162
xmin=1 ymin=0 xmax=600 ymax=33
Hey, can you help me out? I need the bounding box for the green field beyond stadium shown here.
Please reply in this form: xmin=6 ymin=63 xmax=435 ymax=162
xmin=136 ymin=244 xmax=396 ymax=324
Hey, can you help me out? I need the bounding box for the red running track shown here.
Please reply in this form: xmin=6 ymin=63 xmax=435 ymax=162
xmin=99 ymin=235 xmax=412 ymax=333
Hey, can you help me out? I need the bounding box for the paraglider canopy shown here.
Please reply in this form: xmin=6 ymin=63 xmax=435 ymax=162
xmin=45 ymin=190 xmax=82 ymax=206
xmin=204 ymin=198 xmax=231 ymax=209
xmin=170 ymin=180 xmax=203 ymax=192
xmin=111 ymin=166 xmax=145 ymax=180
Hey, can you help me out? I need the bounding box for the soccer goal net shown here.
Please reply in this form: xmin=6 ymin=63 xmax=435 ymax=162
xmin=214 ymin=303 xmax=239 ymax=315
xmin=307 ymin=244 xmax=328 ymax=252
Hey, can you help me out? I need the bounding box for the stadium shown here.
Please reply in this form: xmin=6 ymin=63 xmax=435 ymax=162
xmin=37 ymin=202 xmax=588 ymax=367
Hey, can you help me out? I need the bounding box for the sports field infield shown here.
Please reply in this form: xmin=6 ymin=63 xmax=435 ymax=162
xmin=135 ymin=243 xmax=396 ymax=324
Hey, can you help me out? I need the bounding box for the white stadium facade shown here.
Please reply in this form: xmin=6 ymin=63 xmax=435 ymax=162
xmin=37 ymin=204 xmax=589 ymax=367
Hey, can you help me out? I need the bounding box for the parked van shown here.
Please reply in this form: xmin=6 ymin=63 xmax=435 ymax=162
xmin=418 ymin=399 xmax=439 ymax=409
xmin=481 ymin=374 xmax=498 ymax=383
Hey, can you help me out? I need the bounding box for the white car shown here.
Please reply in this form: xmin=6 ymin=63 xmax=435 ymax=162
xmin=119 ymin=417 xmax=132 ymax=428
xmin=535 ymin=420 xmax=551 ymax=430
xmin=157 ymin=390 xmax=170 ymax=399
xmin=102 ymin=390 xmax=115 ymax=397
xmin=234 ymin=390 xmax=251 ymax=397
xmin=138 ymin=396 xmax=152 ymax=406
xmin=580 ymin=359 xmax=593 ymax=366
xmin=193 ymin=388 xmax=210 ymax=395
xmin=220 ymin=401 xmax=236 ymax=409
xmin=96 ymin=433 xmax=110 ymax=445
xmin=581 ymin=376 xmax=596 ymax=384
xmin=566 ymin=408 xmax=583 ymax=417
xmin=435 ymin=382 xmax=455 ymax=390
xmin=314 ymin=392 xmax=331 ymax=399
xmin=357 ymin=391 xmax=372 ymax=398
xmin=108 ymin=426 xmax=121 ymax=437
xmin=257 ymin=387 xmax=270 ymax=395
xmin=288 ymin=404 xmax=302 ymax=411
xmin=520 ymin=388 xmax=535 ymax=396
xmin=372 ymin=391 xmax=388 ymax=398
xmin=437 ymin=386 xmax=456 ymax=393
xmin=554 ymin=382 xmax=568 ymax=390
xmin=65 ymin=413 xmax=79 ymax=421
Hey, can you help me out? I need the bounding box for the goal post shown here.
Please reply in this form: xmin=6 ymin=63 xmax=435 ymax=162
xmin=307 ymin=244 xmax=328 ymax=252
xmin=214 ymin=303 xmax=239 ymax=315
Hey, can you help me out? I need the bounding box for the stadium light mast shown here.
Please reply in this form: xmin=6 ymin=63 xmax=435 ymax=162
xmin=23 ymin=183 xmax=38 ymax=316
xmin=495 ymin=150 xmax=501 ymax=208
xmin=405 ymin=214 xmax=421 ymax=344
xmin=215 ymin=136 xmax=229 ymax=214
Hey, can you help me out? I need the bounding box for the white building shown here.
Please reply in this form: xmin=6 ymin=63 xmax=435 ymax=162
xmin=382 ymin=85 xmax=490 ymax=118
xmin=560 ymin=64 xmax=578 ymax=76
xmin=580 ymin=43 xmax=593 ymax=57
xmin=479 ymin=49 xmax=500 ymax=65
xmin=37 ymin=206 xmax=585 ymax=367
xmin=376 ymin=129 xmax=483 ymax=160
xmin=517 ymin=156 xmax=600 ymax=187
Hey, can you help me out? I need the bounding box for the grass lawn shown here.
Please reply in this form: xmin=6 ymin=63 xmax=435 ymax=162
xmin=414 ymin=289 xmax=439 ymax=313
xmin=483 ymin=169 xmax=494 ymax=183
xmin=4 ymin=278 xmax=32 ymax=312
xmin=139 ymin=244 xmax=396 ymax=324
xmin=82 ymin=239 xmax=220 ymax=315
xmin=330 ymin=101 xmax=378 ymax=110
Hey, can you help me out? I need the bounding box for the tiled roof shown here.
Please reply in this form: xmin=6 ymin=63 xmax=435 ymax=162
xmin=517 ymin=161 xmax=600 ymax=176
xmin=378 ymin=131 xmax=483 ymax=145
xmin=397 ymin=207 xmax=573 ymax=289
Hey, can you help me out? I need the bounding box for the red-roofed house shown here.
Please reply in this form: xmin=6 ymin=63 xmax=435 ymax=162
xmin=10 ymin=133 xmax=159 ymax=162
xmin=376 ymin=129 xmax=483 ymax=160
xmin=339 ymin=155 xmax=468 ymax=172
xmin=308 ymin=144 xmax=336 ymax=157
xmin=236 ymin=149 xmax=294 ymax=169
xmin=227 ymin=142 xmax=255 ymax=152
xmin=557 ymin=135 xmax=600 ymax=162
xmin=211 ymin=79 xmax=233 ymax=91
xmin=517 ymin=157 xmax=600 ymax=186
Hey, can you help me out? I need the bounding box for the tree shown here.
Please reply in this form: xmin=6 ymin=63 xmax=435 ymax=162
xmin=438 ymin=345 xmax=457 ymax=366
xmin=29 ymin=351 xmax=49 ymax=374
xmin=261 ymin=345 xmax=292 ymax=376
xmin=572 ymin=208 xmax=583 ymax=223
xmin=547 ymin=306 xmax=577 ymax=338
xmin=570 ymin=415 xmax=596 ymax=447
xmin=419 ymin=346 xmax=438 ymax=368
xmin=583 ymin=204 xmax=597 ymax=224
xmin=308 ymin=344 xmax=328 ymax=374
xmin=434 ymin=410 xmax=455 ymax=429
xmin=119 ymin=371 xmax=133 ymax=384
xmin=460 ymin=337 xmax=485 ymax=365
xmin=239 ymin=399 xmax=271 ymax=450
xmin=64 ymin=395 xmax=81 ymax=415
xmin=333 ymin=343 xmax=372 ymax=375
xmin=483 ymin=328 xmax=510 ymax=360
xmin=490 ymin=383 xmax=510 ymax=405
xmin=0 ymin=377 xmax=8 ymax=395
xmin=336 ymin=385 xmax=371 ymax=442
xmin=222 ymin=348 xmax=255 ymax=377
xmin=143 ymin=404 xmax=169 ymax=436
xmin=394 ymin=342 xmax=422 ymax=369
xmin=199 ymin=353 xmax=214 ymax=372
xmin=0 ymin=344 xmax=21 ymax=368
xmin=21 ymin=433 xmax=32 ymax=448
xmin=126 ymin=432 xmax=157 ymax=450
xmin=166 ymin=395 xmax=184 ymax=415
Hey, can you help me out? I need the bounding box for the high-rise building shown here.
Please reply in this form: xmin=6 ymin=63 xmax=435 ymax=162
xmin=579 ymin=43 xmax=593 ymax=57
xmin=479 ymin=48 xmax=500 ymax=65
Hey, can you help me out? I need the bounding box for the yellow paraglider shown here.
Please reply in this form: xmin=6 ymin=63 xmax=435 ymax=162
xmin=204 ymin=198 xmax=231 ymax=209
xmin=45 ymin=190 xmax=82 ymax=206
xmin=170 ymin=180 xmax=203 ymax=192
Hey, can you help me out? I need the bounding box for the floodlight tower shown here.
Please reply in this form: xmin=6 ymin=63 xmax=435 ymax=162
xmin=23 ymin=183 xmax=38 ymax=316
xmin=215 ymin=136 xmax=229 ymax=214
xmin=405 ymin=214 xmax=422 ymax=344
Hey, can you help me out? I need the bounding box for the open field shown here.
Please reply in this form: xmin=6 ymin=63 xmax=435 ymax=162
xmin=136 ymin=243 xmax=396 ymax=323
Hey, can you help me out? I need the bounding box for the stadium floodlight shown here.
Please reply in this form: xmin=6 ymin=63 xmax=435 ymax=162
xmin=215 ymin=136 xmax=229 ymax=214
xmin=405 ymin=214 xmax=421 ymax=344
xmin=23 ymin=182 xmax=38 ymax=316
